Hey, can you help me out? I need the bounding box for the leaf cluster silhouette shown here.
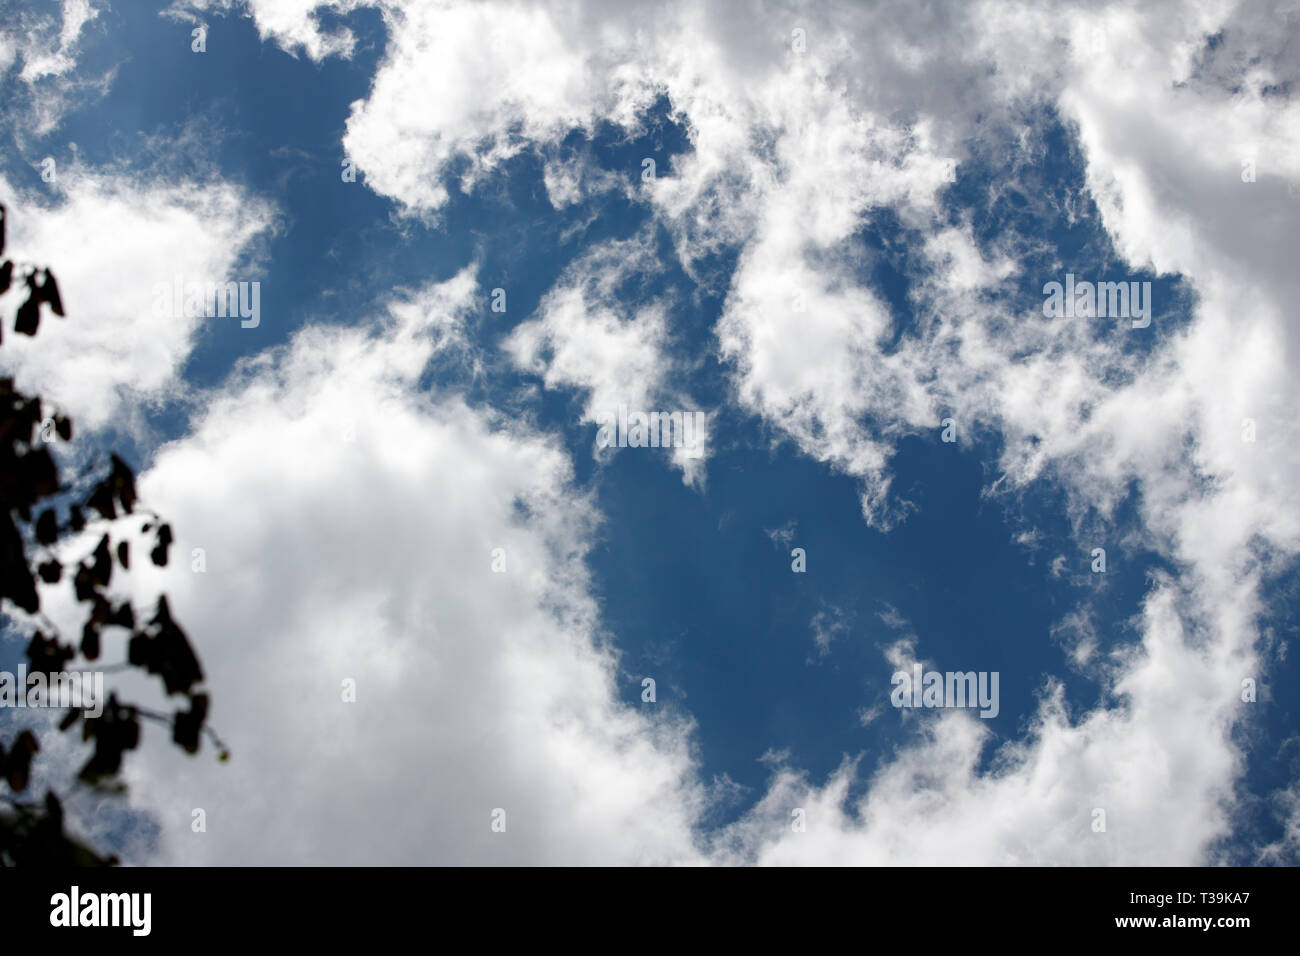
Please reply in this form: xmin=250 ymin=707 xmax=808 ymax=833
xmin=0 ymin=204 xmax=224 ymax=866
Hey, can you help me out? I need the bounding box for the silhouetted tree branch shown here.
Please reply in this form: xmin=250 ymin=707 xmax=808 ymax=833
xmin=0 ymin=203 xmax=225 ymax=866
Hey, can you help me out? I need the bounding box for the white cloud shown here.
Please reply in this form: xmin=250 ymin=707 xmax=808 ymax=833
xmin=40 ymin=0 xmax=1300 ymax=863
xmin=704 ymin=0 xmax=1299 ymax=864
xmin=1258 ymin=768 xmax=1300 ymax=864
xmin=17 ymin=0 xmax=99 ymax=82
xmin=764 ymin=521 xmax=797 ymax=550
xmin=0 ymin=0 xmax=111 ymax=137
xmin=52 ymin=269 xmax=710 ymax=864
xmin=808 ymin=602 xmax=850 ymax=659
xmin=164 ymin=0 xmax=367 ymax=59
xmin=504 ymin=229 xmax=709 ymax=486
xmin=0 ymin=168 xmax=277 ymax=432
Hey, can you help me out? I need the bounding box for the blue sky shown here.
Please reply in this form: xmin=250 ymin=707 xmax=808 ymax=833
xmin=1 ymin=0 xmax=1299 ymax=865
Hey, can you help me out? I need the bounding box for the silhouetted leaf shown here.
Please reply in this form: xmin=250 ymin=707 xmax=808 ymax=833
xmin=90 ymin=594 xmax=111 ymax=626
xmin=34 ymin=509 xmax=58 ymax=546
xmin=86 ymin=481 xmax=117 ymax=521
xmin=107 ymin=601 xmax=134 ymax=630
xmin=116 ymin=539 xmax=129 ymax=570
xmin=1 ymin=512 xmax=39 ymax=613
xmin=150 ymin=522 xmax=173 ymax=567
xmin=172 ymin=693 xmax=208 ymax=754
xmin=26 ymin=631 xmax=73 ymax=674
xmin=5 ymin=730 xmax=38 ymax=792
xmin=109 ymin=454 xmax=136 ymax=514
xmin=90 ymin=534 xmax=112 ymax=588
xmin=144 ymin=596 xmax=203 ymax=694
xmin=36 ymin=560 xmax=61 ymax=583
xmin=126 ymin=630 xmax=150 ymax=666
xmin=44 ymin=791 xmax=63 ymax=829
xmin=78 ymin=695 xmax=141 ymax=783
xmin=18 ymin=446 xmax=57 ymax=501
xmin=72 ymin=564 xmax=95 ymax=602
xmin=80 ymin=621 xmax=100 ymax=661
xmin=14 ymin=277 xmax=40 ymax=336
xmin=39 ymin=270 xmax=63 ymax=317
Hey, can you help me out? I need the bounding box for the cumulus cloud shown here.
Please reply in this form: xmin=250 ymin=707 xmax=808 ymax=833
xmin=163 ymin=0 xmax=367 ymax=59
xmin=721 ymin=580 xmax=1254 ymax=865
xmin=25 ymin=0 xmax=1298 ymax=863
xmin=0 ymin=168 xmax=277 ymax=432
xmin=45 ymin=268 xmax=709 ymax=864
xmin=504 ymin=229 xmax=710 ymax=486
